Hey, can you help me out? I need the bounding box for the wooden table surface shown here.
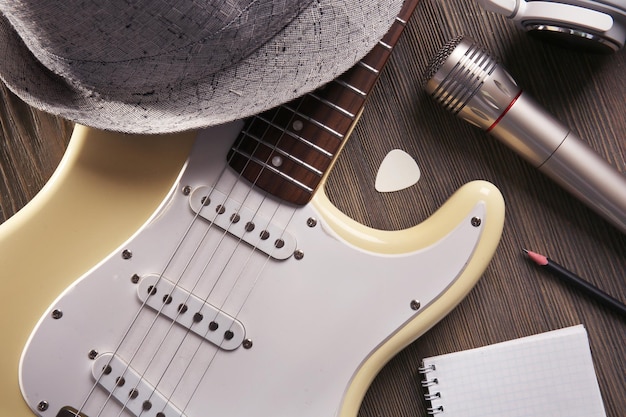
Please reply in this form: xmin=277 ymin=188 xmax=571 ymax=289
xmin=1 ymin=1 xmax=625 ymax=416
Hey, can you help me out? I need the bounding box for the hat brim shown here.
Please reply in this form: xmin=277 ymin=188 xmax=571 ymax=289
xmin=0 ymin=0 xmax=403 ymax=133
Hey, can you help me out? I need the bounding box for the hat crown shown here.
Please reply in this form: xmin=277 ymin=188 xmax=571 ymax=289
xmin=3 ymin=0 xmax=312 ymax=92
xmin=0 ymin=0 xmax=404 ymax=133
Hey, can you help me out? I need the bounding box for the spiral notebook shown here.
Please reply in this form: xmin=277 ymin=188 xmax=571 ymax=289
xmin=418 ymin=325 xmax=606 ymax=417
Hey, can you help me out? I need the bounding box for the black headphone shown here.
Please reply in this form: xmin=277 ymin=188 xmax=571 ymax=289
xmin=476 ymin=0 xmax=626 ymax=53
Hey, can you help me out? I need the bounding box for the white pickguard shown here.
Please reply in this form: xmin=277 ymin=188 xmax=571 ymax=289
xmin=19 ymin=122 xmax=496 ymax=417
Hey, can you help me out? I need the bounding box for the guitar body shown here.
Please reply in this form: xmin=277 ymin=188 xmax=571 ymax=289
xmin=1 ymin=123 xmax=505 ymax=417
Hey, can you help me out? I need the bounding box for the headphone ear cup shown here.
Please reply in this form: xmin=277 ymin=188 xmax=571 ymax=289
xmin=476 ymin=0 xmax=626 ymax=53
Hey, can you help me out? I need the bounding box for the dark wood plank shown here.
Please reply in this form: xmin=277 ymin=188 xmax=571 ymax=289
xmin=1 ymin=1 xmax=625 ymax=417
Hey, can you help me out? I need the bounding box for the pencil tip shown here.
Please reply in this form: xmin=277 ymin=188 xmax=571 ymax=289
xmin=523 ymin=248 xmax=549 ymax=266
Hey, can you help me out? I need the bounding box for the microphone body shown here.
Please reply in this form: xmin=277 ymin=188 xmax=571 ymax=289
xmin=425 ymin=36 xmax=626 ymax=233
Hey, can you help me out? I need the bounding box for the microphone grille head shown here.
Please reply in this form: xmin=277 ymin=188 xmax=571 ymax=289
xmin=423 ymin=36 xmax=522 ymax=130
xmin=423 ymin=35 xmax=498 ymax=115
xmin=422 ymin=35 xmax=464 ymax=87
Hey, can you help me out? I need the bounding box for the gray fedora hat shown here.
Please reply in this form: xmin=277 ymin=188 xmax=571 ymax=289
xmin=0 ymin=0 xmax=403 ymax=133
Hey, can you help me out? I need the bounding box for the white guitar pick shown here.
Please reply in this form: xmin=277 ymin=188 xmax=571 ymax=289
xmin=375 ymin=149 xmax=421 ymax=192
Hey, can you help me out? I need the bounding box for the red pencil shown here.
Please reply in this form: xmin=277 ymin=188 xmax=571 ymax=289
xmin=523 ymin=249 xmax=626 ymax=318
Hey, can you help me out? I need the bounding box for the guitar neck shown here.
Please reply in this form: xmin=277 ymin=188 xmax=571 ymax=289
xmin=228 ymin=0 xmax=419 ymax=205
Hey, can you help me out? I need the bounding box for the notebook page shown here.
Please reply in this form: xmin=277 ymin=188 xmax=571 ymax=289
xmin=420 ymin=325 xmax=606 ymax=417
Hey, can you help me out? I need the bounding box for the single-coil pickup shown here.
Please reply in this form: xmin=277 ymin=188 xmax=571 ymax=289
xmin=189 ymin=186 xmax=296 ymax=260
xmin=138 ymin=275 xmax=245 ymax=351
xmin=92 ymin=352 xmax=186 ymax=417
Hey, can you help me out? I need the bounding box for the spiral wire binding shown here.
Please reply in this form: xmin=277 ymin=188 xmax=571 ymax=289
xmin=427 ymin=405 xmax=445 ymax=415
xmin=420 ymin=377 xmax=439 ymax=388
xmin=418 ymin=361 xmax=444 ymax=415
xmin=417 ymin=363 xmax=436 ymax=373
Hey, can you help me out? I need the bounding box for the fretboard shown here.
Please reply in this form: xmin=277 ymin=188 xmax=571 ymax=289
xmin=228 ymin=0 xmax=419 ymax=205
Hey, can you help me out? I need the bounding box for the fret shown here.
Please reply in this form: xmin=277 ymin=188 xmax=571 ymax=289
xmin=242 ymin=116 xmax=335 ymax=172
xmin=380 ymin=14 xmax=409 ymax=50
xmin=254 ymin=114 xmax=334 ymax=158
xmin=308 ymin=92 xmax=356 ymax=119
xmin=228 ymin=0 xmax=421 ymax=205
xmin=336 ymin=64 xmax=380 ymax=100
xmin=239 ymin=130 xmax=324 ymax=176
xmin=395 ymin=15 xmax=408 ymax=25
xmin=397 ymin=0 xmax=420 ymax=23
xmin=356 ymin=60 xmax=380 ymax=74
xmin=229 ymin=147 xmax=318 ymax=206
xmin=230 ymin=130 xmax=327 ymax=186
xmin=315 ymin=81 xmax=368 ymax=117
xmin=378 ymin=39 xmax=392 ymax=50
xmin=282 ymin=102 xmax=345 ymax=139
xmin=254 ymin=106 xmax=342 ymax=157
xmin=360 ymin=45 xmax=392 ymax=77
xmin=230 ymin=147 xmax=314 ymax=193
xmin=333 ymin=78 xmax=367 ymax=97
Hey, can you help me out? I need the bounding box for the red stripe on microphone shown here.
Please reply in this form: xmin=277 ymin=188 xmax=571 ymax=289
xmin=487 ymin=90 xmax=523 ymax=132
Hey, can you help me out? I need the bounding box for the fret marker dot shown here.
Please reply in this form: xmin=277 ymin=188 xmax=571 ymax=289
xmin=271 ymin=155 xmax=283 ymax=167
xmin=292 ymin=120 xmax=303 ymax=131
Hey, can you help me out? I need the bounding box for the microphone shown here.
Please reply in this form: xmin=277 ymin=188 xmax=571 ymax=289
xmin=424 ymin=35 xmax=626 ymax=234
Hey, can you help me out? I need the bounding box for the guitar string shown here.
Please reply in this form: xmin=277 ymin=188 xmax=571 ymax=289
xmin=155 ymin=100 xmax=311 ymax=417
xmin=73 ymin=115 xmax=273 ymax=417
xmin=113 ymin=118 xmax=281 ymax=417
xmin=171 ymin=62 xmax=390 ymax=415
xmin=98 ymin=104 xmax=296 ymax=417
xmin=108 ymin=185 xmax=247 ymax=417
xmin=74 ymin=164 xmax=223 ymax=417
xmin=119 ymin=84 xmax=329 ymax=417
xmin=44 ymin=9 xmax=402 ymax=416
xmin=179 ymin=205 xmax=299 ymax=417
xmin=171 ymin=98 xmax=328 ymax=416
xmin=108 ymin=74 xmax=368 ymax=417
xmin=84 ymin=121 xmax=272 ymax=417
xmin=125 ymin=134 xmax=289 ymax=417
xmin=154 ymin=12 xmax=408 ymax=417
xmin=80 ymin=144 xmax=241 ymax=417
xmin=173 ymin=30 xmax=413 ymax=412
xmin=76 ymin=77 xmax=369 ymax=417
xmin=78 ymin=23 xmax=394 ymax=416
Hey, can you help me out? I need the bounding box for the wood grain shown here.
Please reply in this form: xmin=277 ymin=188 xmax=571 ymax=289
xmin=1 ymin=1 xmax=625 ymax=416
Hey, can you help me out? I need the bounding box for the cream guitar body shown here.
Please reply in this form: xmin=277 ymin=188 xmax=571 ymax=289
xmin=1 ymin=123 xmax=505 ymax=417
xmin=2 ymin=3 xmax=505 ymax=415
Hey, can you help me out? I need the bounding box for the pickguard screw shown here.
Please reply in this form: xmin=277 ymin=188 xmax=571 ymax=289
xmin=307 ymin=217 xmax=317 ymax=227
xmin=51 ymin=309 xmax=63 ymax=319
xmin=182 ymin=185 xmax=191 ymax=195
xmin=243 ymin=339 xmax=253 ymax=349
xmin=88 ymin=349 xmax=98 ymax=360
xmin=37 ymin=401 xmax=49 ymax=412
xmin=122 ymin=249 xmax=133 ymax=260
xmin=294 ymin=249 xmax=304 ymax=260
xmin=471 ymin=217 xmax=482 ymax=227
xmin=131 ymin=274 xmax=140 ymax=284
xmin=410 ymin=300 xmax=421 ymax=311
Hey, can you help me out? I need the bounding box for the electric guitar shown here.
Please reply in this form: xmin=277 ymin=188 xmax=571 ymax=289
xmin=0 ymin=2 xmax=505 ymax=417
